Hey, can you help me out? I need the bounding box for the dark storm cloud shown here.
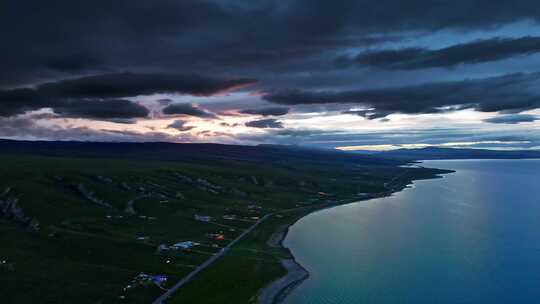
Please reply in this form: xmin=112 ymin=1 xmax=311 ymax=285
xmin=3 ymin=0 xmax=540 ymax=87
xmin=0 ymin=88 xmax=149 ymax=119
xmin=53 ymin=99 xmax=149 ymax=119
xmin=167 ymin=120 xmax=196 ymax=132
xmin=162 ymin=103 xmax=218 ymax=119
xmin=264 ymin=72 xmax=540 ymax=118
xmin=337 ymin=36 xmax=540 ymax=70
xmin=240 ymin=107 xmax=290 ymax=116
xmin=0 ymin=73 xmax=252 ymax=118
xmin=0 ymin=116 xmax=182 ymax=142
xmin=0 ymin=0 xmax=229 ymax=87
xmin=484 ymin=114 xmax=539 ymax=124
xmin=3 ymin=0 xmax=540 ymax=147
xmin=0 ymin=88 xmax=46 ymax=116
xmin=39 ymin=73 xmax=256 ymax=98
xmin=245 ymin=119 xmax=283 ymax=129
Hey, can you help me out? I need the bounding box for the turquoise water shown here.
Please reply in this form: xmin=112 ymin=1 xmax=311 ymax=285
xmin=283 ymin=159 xmax=540 ymax=304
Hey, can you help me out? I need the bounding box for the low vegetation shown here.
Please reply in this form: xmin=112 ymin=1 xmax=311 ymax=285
xmin=0 ymin=143 xmax=448 ymax=303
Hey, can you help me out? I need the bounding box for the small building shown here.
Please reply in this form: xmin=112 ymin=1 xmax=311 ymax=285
xmin=206 ymin=233 xmax=225 ymax=241
xmin=156 ymin=244 xmax=169 ymax=253
xmin=151 ymin=275 xmax=167 ymax=286
xmin=223 ymin=214 xmax=237 ymax=220
xmin=136 ymin=236 xmax=149 ymax=241
xmin=194 ymin=214 xmax=212 ymax=222
xmin=171 ymin=241 xmax=199 ymax=250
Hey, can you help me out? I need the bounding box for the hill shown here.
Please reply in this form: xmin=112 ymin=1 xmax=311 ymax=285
xmin=0 ymin=139 xmax=398 ymax=168
xmin=0 ymin=139 xmax=448 ymax=303
xmin=373 ymin=147 xmax=540 ymax=160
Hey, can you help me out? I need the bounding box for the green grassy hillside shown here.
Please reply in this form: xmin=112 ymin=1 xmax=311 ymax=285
xmin=0 ymin=143 xmax=449 ymax=303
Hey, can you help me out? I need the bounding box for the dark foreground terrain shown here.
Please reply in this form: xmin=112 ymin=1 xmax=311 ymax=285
xmin=0 ymin=140 xmax=448 ymax=303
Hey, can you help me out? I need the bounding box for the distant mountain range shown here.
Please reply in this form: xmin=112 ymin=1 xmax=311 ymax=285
xmin=2 ymin=139 xmax=538 ymax=163
xmin=372 ymin=147 xmax=540 ymax=160
xmin=0 ymin=139 xmax=399 ymax=167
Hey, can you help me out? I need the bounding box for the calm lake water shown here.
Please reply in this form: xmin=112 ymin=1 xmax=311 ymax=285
xmin=283 ymin=159 xmax=540 ymax=304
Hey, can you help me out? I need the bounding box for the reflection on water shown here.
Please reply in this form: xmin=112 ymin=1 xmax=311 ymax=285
xmin=284 ymin=159 xmax=540 ymax=304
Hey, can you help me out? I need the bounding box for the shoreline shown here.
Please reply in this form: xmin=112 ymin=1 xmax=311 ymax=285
xmin=256 ymin=196 xmax=378 ymax=304
xmin=257 ymin=220 xmax=309 ymax=304
xmin=257 ymin=169 xmax=453 ymax=304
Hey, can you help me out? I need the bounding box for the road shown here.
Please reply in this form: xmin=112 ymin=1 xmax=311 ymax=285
xmin=152 ymin=175 xmax=411 ymax=304
xmin=152 ymin=213 xmax=272 ymax=304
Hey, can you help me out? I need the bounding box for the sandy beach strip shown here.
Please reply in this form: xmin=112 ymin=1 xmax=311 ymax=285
xmin=257 ymin=258 xmax=308 ymax=304
xmin=257 ymin=223 xmax=309 ymax=304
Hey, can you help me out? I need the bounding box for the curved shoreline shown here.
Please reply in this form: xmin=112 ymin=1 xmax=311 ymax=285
xmin=257 ymin=169 xmax=454 ymax=304
xmin=257 ymin=223 xmax=309 ymax=304
xmin=257 ymin=197 xmax=391 ymax=304
xmin=257 ymin=198 xmax=365 ymax=304
xmin=257 ymin=259 xmax=309 ymax=304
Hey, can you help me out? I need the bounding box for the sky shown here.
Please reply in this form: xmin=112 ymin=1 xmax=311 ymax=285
xmin=1 ymin=0 xmax=540 ymax=150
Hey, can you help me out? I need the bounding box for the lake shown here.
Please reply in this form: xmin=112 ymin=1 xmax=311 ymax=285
xmin=283 ymin=159 xmax=540 ymax=304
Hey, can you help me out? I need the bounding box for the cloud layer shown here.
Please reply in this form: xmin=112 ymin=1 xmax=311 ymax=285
xmin=167 ymin=120 xmax=196 ymax=131
xmin=264 ymin=73 xmax=540 ymax=118
xmin=3 ymin=0 xmax=540 ymax=87
xmin=240 ymin=107 xmax=290 ymax=116
xmin=1 ymin=0 xmax=540 ymax=150
xmin=245 ymin=119 xmax=284 ymax=129
xmin=484 ymin=114 xmax=539 ymax=124
xmin=0 ymin=73 xmax=251 ymax=119
xmin=336 ymin=36 xmax=540 ymax=70
xmin=162 ymin=103 xmax=218 ymax=119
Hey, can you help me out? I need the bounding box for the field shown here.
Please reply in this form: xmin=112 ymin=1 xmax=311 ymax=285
xmin=0 ymin=142 xmax=449 ymax=303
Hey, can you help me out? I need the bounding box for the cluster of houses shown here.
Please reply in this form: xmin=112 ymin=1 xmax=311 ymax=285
xmin=135 ymin=272 xmax=167 ymax=286
xmin=247 ymin=204 xmax=262 ymax=210
xmin=222 ymin=213 xmax=259 ymax=222
xmin=222 ymin=214 xmax=237 ymax=220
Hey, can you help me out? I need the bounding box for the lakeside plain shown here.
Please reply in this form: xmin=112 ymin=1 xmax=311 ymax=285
xmin=0 ymin=141 xmax=449 ymax=303
xmin=167 ymin=166 xmax=450 ymax=303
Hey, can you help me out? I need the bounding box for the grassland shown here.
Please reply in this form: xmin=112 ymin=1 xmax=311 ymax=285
xmin=0 ymin=143 xmax=449 ymax=304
